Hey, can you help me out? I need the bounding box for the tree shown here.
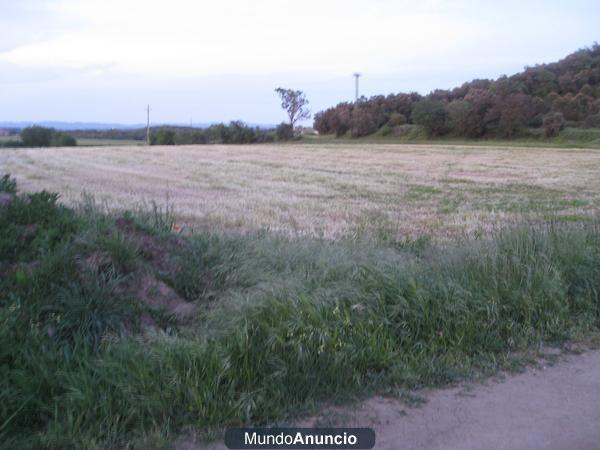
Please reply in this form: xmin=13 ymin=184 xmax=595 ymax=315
xmin=275 ymin=87 xmax=310 ymax=131
xmin=543 ymin=112 xmax=565 ymax=137
xmin=52 ymin=132 xmax=77 ymax=147
xmin=20 ymin=126 xmax=53 ymax=147
xmin=20 ymin=126 xmax=77 ymax=147
xmin=447 ymin=100 xmax=472 ymax=136
xmin=349 ymin=105 xmax=378 ymax=137
xmin=152 ymin=128 xmax=176 ymax=145
xmin=411 ymin=100 xmax=449 ymax=136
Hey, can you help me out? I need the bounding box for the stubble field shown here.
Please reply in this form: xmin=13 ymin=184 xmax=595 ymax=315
xmin=1 ymin=143 xmax=599 ymax=240
xmin=3 ymin=142 xmax=600 ymax=449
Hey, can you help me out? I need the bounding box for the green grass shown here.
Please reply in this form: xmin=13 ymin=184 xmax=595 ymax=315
xmin=304 ymin=127 xmax=600 ymax=149
xmin=75 ymin=138 xmax=144 ymax=147
xmin=1 ymin=175 xmax=600 ymax=448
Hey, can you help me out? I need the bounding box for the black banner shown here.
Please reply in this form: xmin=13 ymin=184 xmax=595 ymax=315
xmin=224 ymin=427 xmax=376 ymax=449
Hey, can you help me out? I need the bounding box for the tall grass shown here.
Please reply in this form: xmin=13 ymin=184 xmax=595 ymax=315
xmin=1 ymin=178 xmax=600 ymax=448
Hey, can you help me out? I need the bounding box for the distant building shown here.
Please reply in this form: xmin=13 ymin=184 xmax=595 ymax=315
xmin=297 ymin=126 xmax=319 ymax=136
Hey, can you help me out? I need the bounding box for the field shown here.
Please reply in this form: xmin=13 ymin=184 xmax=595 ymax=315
xmin=2 ymin=143 xmax=600 ymax=239
xmin=2 ymin=143 xmax=600 ymax=449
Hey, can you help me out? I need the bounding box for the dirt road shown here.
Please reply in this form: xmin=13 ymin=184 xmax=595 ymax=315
xmin=199 ymin=349 xmax=600 ymax=450
xmin=316 ymin=350 xmax=600 ymax=450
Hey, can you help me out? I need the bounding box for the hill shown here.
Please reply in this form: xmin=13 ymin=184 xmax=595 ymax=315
xmin=314 ymin=44 xmax=600 ymax=139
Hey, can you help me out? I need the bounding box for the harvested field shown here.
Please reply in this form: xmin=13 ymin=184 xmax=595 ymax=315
xmin=1 ymin=144 xmax=599 ymax=239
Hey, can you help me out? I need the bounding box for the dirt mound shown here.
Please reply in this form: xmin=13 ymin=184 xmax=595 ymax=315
xmin=114 ymin=217 xmax=197 ymax=325
xmin=115 ymin=217 xmax=181 ymax=276
xmin=128 ymin=272 xmax=197 ymax=321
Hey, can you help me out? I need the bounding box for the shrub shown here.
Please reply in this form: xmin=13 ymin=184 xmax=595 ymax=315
xmin=0 ymin=174 xmax=17 ymax=194
xmin=582 ymin=113 xmax=600 ymax=129
xmin=275 ymin=122 xmax=294 ymax=141
xmin=411 ymin=100 xmax=449 ymax=136
xmin=387 ymin=112 xmax=406 ymax=126
xmin=20 ymin=126 xmax=53 ymax=147
xmin=447 ymin=100 xmax=472 ymax=136
xmin=152 ymin=128 xmax=176 ymax=145
xmin=51 ymin=132 xmax=77 ymax=147
xmin=349 ymin=106 xmax=378 ymax=137
xmin=543 ymin=112 xmax=566 ymax=137
xmin=20 ymin=126 xmax=77 ymax=147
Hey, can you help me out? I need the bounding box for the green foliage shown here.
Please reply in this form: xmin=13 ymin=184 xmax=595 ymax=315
xmin=146 ymin=123 xmax=275 ymax=145
xmin=51 ymin=132 xmax=77 ymax=147
xmin=2 ymin=182 xmax=600 ymax=447
xmin=387 ymin=112 xmax=406 ymax=126
xmin=0 ymin=190 xmax=80 ymax=262
xmin=20 ymin=126 xmax=53 ymax=147
xmin=151 ymin=128 xmax=176 ymax=145
xmin=275 ymin=122 xmax=294 ymax=141
xmin=314 ymin=43 xmax=600 ymax=140
xmin=0 ymin=174 xmax=17 ymax=194
xmin=411 ymin=100 xmax=449 ymax=136
xmin=19 ymin=126 xmax=77 ymax=147
xmin=543 ymin=112 xmax=566 ymax=137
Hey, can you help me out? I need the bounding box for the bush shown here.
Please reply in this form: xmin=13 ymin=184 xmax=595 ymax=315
xmin=582 ymin=113 xmax=600 ymax=129
xmin=543 ymin=112 xmax=566 ymax=137
xmin=20 ymin=126 xmax=53 ymax=147
xmin=20 ymin=126 xmax=77 ymax=147
xmin=151 ymin=128 xmax=176 ymax=145
xmin=0 ymin=174 xmax=17 ymax=194
xmin=275 ymin=122 xmax=294 ymax=141
xmin=387 ymin=112 xmax=406 ymax=126
xmin=349 ymin=106 xmax=378 ymax=137
xmin=411 ymin=100 xmax=449 ymax=136
xmin=51 ymin=132 xmax=77 ymax=147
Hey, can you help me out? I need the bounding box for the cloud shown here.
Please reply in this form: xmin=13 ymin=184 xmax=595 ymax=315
xmin=0 ymin=0 xmax=73 ymax=52
xmin=0 ymin=0 xmax=478 ymax=75
xmin=0 ymin=0 xmax=598 ymax=122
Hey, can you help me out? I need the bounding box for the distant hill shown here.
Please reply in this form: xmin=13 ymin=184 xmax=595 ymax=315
xmin=314 ymin=44 xmax=600 ymax=139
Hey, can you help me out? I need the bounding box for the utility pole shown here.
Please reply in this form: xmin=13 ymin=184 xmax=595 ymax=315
xmin=145 ymin=105 xmax=151 ymax=145
xmin=353 ymin=73 xmax=361 ymax=102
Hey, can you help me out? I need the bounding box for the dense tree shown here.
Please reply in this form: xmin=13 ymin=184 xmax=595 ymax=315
xmin=543 ymin=112 xmax=565 ymax=137
xmin=447 ymin=100 xmax=472 ymax=136
xmin=21 ymin=126 xmax=53 ymax=147
xmin=411 ymin=101 xmax=449 ymax=137
xmin=313 ymin=44 xmax=600 ymax=139
xmin=151 ymin=128 xmax=176 ymax=145
xmin=349 ymin=105 xmax=379 ymax=137
xmin=20 ymin=126 xmax=77 ymax=147
xmin=275 ymin=123 xmax=294 ymax=141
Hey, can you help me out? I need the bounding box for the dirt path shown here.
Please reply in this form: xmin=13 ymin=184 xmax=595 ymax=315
xmin=315 ymin=350 xmax=600 ymax=450
xmin=199 ymin=349 xmax=600 ymax=450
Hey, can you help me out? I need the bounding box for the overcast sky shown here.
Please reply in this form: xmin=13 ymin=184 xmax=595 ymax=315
xmin=1 ymin=0 xmax=599 ymax=125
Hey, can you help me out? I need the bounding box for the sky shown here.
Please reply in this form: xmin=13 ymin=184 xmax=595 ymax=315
xmin=0 ymin=0 xmax=599 ymax=126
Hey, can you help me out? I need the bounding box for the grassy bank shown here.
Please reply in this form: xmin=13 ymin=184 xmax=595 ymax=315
xmin=1 ymin=175 xmax=600 ymax=449
xmin=304 ymin=127 xmax=600 ymax=149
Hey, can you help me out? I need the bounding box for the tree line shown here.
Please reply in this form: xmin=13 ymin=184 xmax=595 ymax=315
xmin=314 ymin=44 xmax=600 ymax=139
xmin=0 ymin=126 xmax=77 ymax=147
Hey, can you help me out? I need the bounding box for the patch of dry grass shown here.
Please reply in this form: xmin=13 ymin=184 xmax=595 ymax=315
xmin=1 ymin=143 xmax=599 ymax=239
